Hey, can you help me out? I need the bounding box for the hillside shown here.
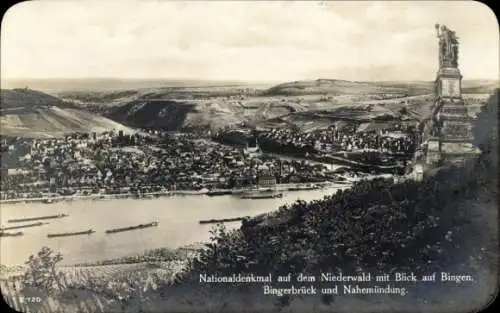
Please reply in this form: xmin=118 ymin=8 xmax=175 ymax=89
xmin=6 ymin=79 xmax=494 ymax=134
xmin=264 ymin=79 xmax=499 ymax=97
xmin=106 ymin=99 xmax=244 ymax=131
xmin=0 ymin=89 xmax=135 ymax=138
xmin=98 ymin=83 xmax=424 ymax=132
xmin=1 ymin=88 xmax=69 ymax=109
xmin=255 ymin=103 xmax=405 ymax=132
xmin=105 ymin=95 xmax=398 ymax=132
xmin=1 ymin=106 xmax=135 ymax=138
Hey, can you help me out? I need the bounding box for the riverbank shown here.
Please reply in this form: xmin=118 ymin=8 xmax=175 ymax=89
xmin=1 ymin=184 xmax=351 ymax=265
xmin=0 ymin=181 xmax=345 ymax=204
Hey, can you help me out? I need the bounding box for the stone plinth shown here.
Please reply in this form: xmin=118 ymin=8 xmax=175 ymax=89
xmin=436 ymin=67 xmax=462 ymax=99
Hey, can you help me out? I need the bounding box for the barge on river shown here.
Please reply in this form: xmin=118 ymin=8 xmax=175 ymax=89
xmin=239 ymin=191 xmax=283 ymax=199
xmin=47 ymin=229 xmax=95 ymax=238
xmin=0 ymin=222 xmax=48 ymax=231
xmin=7 ymin=213 xmax=68 ymax=223
xmin=199 ymin=216 xmax=249 ymax=224
xmin=0 ymin=231 xmax=23 ymax=237
xmin=206 ymin=190 xmax=233 ymax=196
xmin=105 ymin=221 xmax=159 ymax=234
xmin=287 ymin=183 xmax=320 ymax=191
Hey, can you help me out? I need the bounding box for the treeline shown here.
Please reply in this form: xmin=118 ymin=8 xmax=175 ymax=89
xmin=73 ymin=247 xmax=187 ymax=267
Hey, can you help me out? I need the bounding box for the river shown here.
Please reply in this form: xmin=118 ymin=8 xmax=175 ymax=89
xmin=0 ymin=185 xmax=349 ymax=266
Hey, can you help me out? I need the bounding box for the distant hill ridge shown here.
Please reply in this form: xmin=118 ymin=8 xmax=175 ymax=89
xmin=264 ymin=79 xmax=423 ymax=96
xmin=263 ymin=78 xmax=499 ymax=96
xmin=1 ymin=78 xmax=260 ymax=93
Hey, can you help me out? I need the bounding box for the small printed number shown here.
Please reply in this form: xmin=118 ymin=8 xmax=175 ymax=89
xmin=20 ymin=296 xmax=43 ymax=303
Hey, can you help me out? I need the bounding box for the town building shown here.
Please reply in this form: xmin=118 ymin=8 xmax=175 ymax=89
xmin=258 ymin=173 xmax=277 ymax=187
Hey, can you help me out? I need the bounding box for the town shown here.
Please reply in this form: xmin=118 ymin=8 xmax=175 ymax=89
xmin=0 ymin=121 xmax=420 ymax=201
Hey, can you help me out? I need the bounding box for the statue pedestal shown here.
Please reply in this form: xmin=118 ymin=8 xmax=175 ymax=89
xmin=438 ymin=98 xmax=474 ymax=143
xmin=436 ymin=67 xmax=462 ymax=99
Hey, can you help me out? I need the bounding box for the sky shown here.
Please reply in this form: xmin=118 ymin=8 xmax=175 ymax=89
xmin=1 ymin=0 xmax=498 ymax=82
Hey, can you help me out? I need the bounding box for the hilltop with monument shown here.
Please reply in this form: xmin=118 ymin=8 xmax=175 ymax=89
xmin=412 ymin=24 xmax=481 ymax=178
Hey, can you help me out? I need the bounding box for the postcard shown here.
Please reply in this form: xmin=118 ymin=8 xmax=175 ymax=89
xmin=1 ymin=1 xmax=498 ymax=312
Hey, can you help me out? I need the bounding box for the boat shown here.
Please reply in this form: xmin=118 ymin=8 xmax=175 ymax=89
xmin=47 ymin=229 xmax=95 ymax=238
xmin=105 ymin=221 xmax=159 ymax=234
xmin=288 ymin=184 xmax=319 ymax=191
xmin=199 ymin=217 xmax=249 ymax=224
xmin=7 ymin=214 xmax=68 ymax=223
xmin=206 ymin=190 xmax=233 ymax=196
xmin=0 ymin=231 xmax=23 ymax=237
xmin=0 ymin=222 xmax=48 ymax=231
xmin=239 ymin=191 xmax=283 ymax=199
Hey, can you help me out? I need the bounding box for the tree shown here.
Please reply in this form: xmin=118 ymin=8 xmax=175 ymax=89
xmin=23 ymin=246 xmax=64 ymax=295
xmin=473 ymin=88 xmax=499 ymax=165
xmin=399 ymin=106 xmax=409 ymax=116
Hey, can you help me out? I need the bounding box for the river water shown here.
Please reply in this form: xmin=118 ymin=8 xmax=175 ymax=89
xmin=0 ymin=185 xmax=349 ymax=266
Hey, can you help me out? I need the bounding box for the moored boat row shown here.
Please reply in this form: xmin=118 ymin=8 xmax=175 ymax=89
xmin=7 ymin=213 xmax=68 ymax=223
xmin=1 ymin=220 xmax=160 ymax=238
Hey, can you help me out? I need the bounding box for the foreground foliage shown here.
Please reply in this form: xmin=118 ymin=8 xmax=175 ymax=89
xmin=23 ymin=246 xmax=64 ymax=295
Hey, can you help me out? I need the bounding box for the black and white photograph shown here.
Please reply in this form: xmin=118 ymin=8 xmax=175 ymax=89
xmin=0 ymin=1 xmax=498 ymax=312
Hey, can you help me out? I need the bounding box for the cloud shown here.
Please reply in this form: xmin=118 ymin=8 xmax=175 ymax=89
xmin=1 ymin=1 xmax=498 ymax=82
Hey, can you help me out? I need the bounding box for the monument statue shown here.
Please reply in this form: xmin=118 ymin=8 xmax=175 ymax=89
xmin=420 ymin=23 xmax=480 ymax=167
xmin=435 ymin=24 xmax=459 ymax=68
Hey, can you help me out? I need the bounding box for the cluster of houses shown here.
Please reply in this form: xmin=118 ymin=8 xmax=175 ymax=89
xmin=0 ymin=130 xmax=335 ymax=200
xmin=255 ymin=123 xmax=419 ymax=156
xmin=310 ymin=124 xmax=419 ymax=155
